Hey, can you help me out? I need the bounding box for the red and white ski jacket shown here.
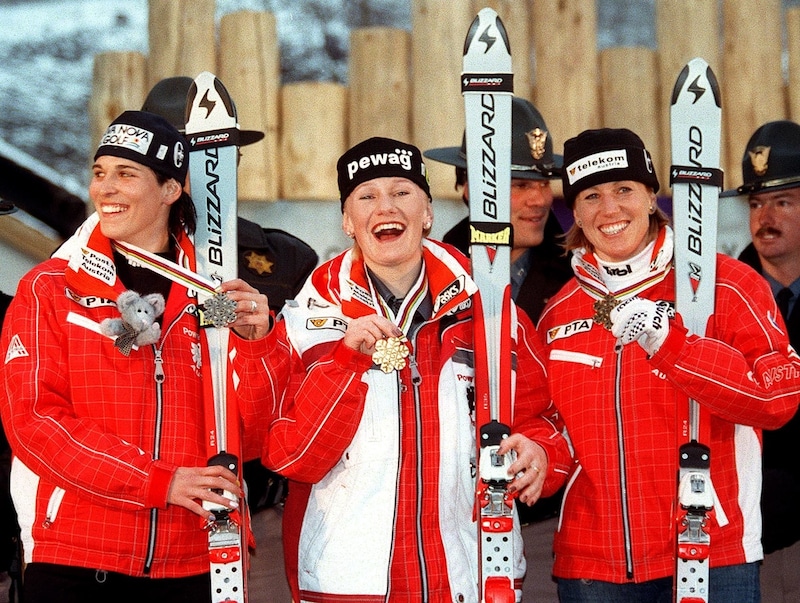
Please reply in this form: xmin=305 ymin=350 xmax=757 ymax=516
xmin=538 ymin=226 xmax=800 ymax=584
xmin=0 ymin=214 xmax=268 ymax=578
xmin=256 ymin=239 xmax=570 ymax=603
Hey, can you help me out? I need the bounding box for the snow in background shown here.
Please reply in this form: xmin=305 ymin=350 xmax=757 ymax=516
xmin=0 ymin=0 xmax=799 ymax=185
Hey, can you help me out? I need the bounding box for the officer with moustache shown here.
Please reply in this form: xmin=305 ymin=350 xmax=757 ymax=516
xmin=725 ymin=120 xmax=800 ymax=603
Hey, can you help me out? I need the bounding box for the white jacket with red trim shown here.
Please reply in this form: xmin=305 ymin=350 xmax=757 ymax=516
xmin=260 ymin=239 xmax=570 ymax=603
xmin=538 ymin=230 xmax=800 ymax=584
xmin=0 ymin=214 xmax=268 ymax=578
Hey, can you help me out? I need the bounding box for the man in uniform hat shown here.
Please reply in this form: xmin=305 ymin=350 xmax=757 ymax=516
xmin=142 ymin=77 xmax=318 ymax=512
xmin=726 ymin=120 xmax=800 ymax=602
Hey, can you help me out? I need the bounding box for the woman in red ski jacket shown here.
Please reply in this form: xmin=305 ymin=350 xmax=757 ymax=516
xmin=256 ymin=137 xmax=571 ymax=603
xmin=0 ymin=111 xmax=271 ymax=603
xmin=539 ymin=128 xmax=800 ymax=603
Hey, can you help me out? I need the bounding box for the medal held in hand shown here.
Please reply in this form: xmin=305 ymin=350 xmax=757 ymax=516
xmin=202 ymin=291 xmax=238 ymax=328
xmin=372 ymin=336 xmax=410 ymax=373
xmin=593 ymin=294 xmax=620 ymax=330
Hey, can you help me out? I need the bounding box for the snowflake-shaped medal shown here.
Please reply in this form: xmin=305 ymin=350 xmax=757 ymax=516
xmin=372 ymin=336 xmax=411 ymax=373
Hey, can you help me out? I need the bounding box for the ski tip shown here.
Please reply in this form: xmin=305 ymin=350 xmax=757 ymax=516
xmin=185 ymin=72 xmax=238 ymax=133
xmin=462 ymin=7 xmax=511 ymax=59
xmin=669 ymin=57 xmax=721 ymax=109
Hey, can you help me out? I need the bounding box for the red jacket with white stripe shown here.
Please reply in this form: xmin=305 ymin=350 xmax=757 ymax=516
xmin=538 ymin=246 xmax=800 ymax=584
xmin=0 ymin=215 xmax=268 ymax=578
xmin=258 ymin=240 xmax=570 ymax=603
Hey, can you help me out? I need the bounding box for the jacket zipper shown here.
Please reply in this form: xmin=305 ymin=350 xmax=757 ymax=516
xmin=143 ymin=346 xmax=166 ymax=574
xmin=407 ymin=354 xmax=428 ymax=601
xmin=614 ymin=342 xmax=635 ymax=579
xmin=43 ymin=486 xmax=66 ymax=527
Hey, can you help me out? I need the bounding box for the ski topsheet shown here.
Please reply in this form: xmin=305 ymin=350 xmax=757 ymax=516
xmin=669 ymin=57 xmax=722 ymax=603
xmin=462 ymin=8 xmax=516 ymax=603
xmin=186 ymin=71 xmax=247 ymax=603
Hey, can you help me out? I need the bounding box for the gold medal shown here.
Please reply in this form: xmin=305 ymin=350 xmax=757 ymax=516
xmin=593 ymin=294 xmax=619 ymax=330
xmin=372 ymin=336 xmax=410 ymax=373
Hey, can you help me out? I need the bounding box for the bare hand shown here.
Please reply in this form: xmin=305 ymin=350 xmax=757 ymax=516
xmin=167 ymin=465 xmax=243 ymax=519
xmin=499 ymin=434 xmax=548 ymax=506
xmin=218 ymin=279 xmax=271 ymax=340
xmin=342 ymin=314 xmax=402 ymax=355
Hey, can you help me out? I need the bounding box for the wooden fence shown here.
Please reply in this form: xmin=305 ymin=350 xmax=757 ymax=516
xmin=89 ymin=0 xmax=800 ymax=202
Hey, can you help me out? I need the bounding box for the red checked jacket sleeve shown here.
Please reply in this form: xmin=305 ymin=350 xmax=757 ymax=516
xmin=651 ymin=254 xmax=800 ymax=429
xmin=261 ymin=319 xmax=374 ymax=483
xmin=1 ymin=260 xmax=178 ymax=511
xmin=512 ymin=307 xmax=571 ymax=497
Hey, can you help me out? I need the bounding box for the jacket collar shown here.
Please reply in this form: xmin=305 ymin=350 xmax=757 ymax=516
xmin=53 ymin=213 xmax=195 ymax=304
xmin=314 ymin=239 xmax=478 ymax=321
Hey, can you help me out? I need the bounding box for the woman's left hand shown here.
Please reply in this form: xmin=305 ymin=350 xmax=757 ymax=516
xmin=218 ymin=279 xmax=271 ymax=340
xmin=499 ymin=434 xmax=548 ymax=506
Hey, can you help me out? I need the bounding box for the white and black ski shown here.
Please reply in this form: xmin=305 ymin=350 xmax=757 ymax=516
xmin=462 ymin=8 xmax=516 ymax=603
xmin=669 ymin=57 xmax=723 ymax=603
xmin=186 ymin=71 xmax=248 ymax=603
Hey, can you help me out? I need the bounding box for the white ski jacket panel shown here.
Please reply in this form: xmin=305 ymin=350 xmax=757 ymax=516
xmin=263 ymin=240 xmax=570 ymax=603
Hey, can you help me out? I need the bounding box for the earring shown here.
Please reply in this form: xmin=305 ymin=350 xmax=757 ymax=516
xmin=423 ymin=221 xmax=432 ymax=230
xmin=575 ymin=219 xmax=582 ymax=228
xmin=345 ymin=231 xmax=354 ymax=239
xmin=649 ymin=205 xmax=655 ymax=214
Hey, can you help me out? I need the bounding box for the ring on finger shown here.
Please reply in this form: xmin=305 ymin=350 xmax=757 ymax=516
xmin=250 ymin=300 xmax=257 ymax=313
xmin=531 ymin=465 xmax=540 ymax=473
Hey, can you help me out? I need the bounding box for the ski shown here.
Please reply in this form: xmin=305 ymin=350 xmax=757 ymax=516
xmin=462 ymin=8 xmax=516 ymax=603
xmin=186 ymin=71 xmax=248 ymax=603
xmin=669 ymin=57 xmax=723 ymax=603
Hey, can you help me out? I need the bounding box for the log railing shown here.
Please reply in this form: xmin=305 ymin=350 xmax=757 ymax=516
xmin=89 ymin=0 xmax=800 ymax=202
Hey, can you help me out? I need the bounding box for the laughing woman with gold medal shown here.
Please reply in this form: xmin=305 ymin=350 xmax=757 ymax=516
xmin=538 ymin=128 xmax=800 ymax=602
xmin=258 ymin=137 xmax=570 ymax=603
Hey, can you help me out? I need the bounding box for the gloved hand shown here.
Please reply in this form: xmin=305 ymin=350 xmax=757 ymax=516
xmin=610 ymin=297 xmax=673 ymax=356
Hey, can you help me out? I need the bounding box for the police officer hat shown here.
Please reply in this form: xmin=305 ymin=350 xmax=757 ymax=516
xmin=423 ymin=96 xmax=562 ymax=180
xmin=723 ymin=120 xmax=800 ymax=197
xmin=142 ymin=76 xmax=265 ymax=146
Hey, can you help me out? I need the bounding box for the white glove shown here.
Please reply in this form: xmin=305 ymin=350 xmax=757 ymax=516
xmin=610 ymin=297 xmax=673 ymax=356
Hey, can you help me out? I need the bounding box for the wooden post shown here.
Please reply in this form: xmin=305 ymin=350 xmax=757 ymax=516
xmin=280 ymin=82 xmax=347 ymax=200
xmin=88 ymin=52 xmax=148 ymax=155
xmin=147 ymin=0 xmax=216 ymax=88
xmin=411 ymin=0 xmax=473 ymax=200
xmin=788 ymin=8 xmax=800 ymax=122
xmin=219 ymin=11 xmax=281 ymax=201
xmin=721 ymin=0 xmax=785 ymax=184
xmin=530 ymin=0 xmax=600 ymax=151
xmin=599 ymin=47 xmax=663 ymax=186
xmin=655 ymin=0 xmax=719 ymax=191
xmin=348 ymin=27 xmax=411 ymax=146
xmin=473 ymin=0 xmax=531 ymax=101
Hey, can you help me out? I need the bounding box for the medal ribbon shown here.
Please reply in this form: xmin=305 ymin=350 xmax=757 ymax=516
xmin=372 ymin=264 xmax=429 ymax=336
xmin=112 ymin=240 xmax=218 ymax=297
xmin=572 ymin=226 xmax=673 ymax=303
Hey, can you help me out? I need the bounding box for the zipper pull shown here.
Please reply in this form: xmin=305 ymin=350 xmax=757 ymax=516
xmin=409 ymin=355 xmax=421 ymax=386
xmin=154 ymin=348 xmax=165 ymax=383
